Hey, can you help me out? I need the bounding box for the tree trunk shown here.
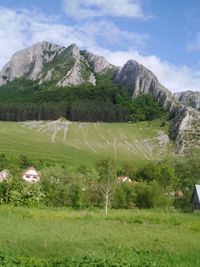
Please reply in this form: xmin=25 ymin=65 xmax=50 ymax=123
xmin=105 ymin=189 xmax=109 ymax=215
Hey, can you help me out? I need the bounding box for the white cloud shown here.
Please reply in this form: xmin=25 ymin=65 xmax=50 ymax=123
xmin=62 ymin=0 xmax=145 ymax=19
xmin=0 ymin=6 xmax=147 ymax=68
xmin=76 ymin=21 xmax=149 ymax=48
xmin=187 ymin=32 xmax=200 ymax=51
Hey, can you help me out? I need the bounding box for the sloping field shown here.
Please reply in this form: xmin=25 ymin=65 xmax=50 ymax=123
xmin=0 ymin=119 xmax=175 ymax=167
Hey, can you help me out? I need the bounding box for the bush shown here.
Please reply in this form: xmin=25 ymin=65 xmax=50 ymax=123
xmin=9 ymin=180 xmax=45 ymax=207
xmin=135 ymin=181 xmax=172 ymax=209
xmin=113 ymin=183 xmax=136 ymax=209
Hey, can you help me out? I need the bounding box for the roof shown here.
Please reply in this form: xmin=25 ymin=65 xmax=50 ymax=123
xmin=117 ymin=176 xmax=132 ymax=183
xmin=23 ymin=167 xmax=41 ymax=177
xmin=192 ymin=184 xmax=200 ymax=204
xmin=195 ymin=185 xmax=200 ymax=201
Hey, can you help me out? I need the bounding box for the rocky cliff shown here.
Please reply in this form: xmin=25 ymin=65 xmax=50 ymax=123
xmin=114 ymin=60 xmax=200 ymax=154
xmin=174 ymin=91 xmax=200 ymax=111
xmin=0 ymin=41 xmax=115 ymax=87
xmin=0 ymin=41 xmax=63 ymax=85
xmin=114 ymin=60 xmax=177 ymax=111
xmin=0 ymin=41 xmax=200 ymax=154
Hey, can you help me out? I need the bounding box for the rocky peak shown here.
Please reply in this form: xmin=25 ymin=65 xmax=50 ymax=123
xmin=174 ymin=90 xmax=200 ymax=111
xmin=0 ymin=42 xmax=115 ymax=87
xmin=114 ymin=59 xmax=200 ymax=154
xmin=82 ymin=50 xmax=116 ymax=74
xmin=115 ymin=60 xmax=176 ymax=110
xmin=67 ymin=44 xmax=80 ymax=59
xmin=0 ymin=41 xmax=64 ymax=85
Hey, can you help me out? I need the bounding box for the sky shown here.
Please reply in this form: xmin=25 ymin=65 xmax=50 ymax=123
xmin=0 ymin=0 xmax=200 ymax=92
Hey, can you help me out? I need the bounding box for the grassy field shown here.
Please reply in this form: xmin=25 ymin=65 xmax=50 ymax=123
xmin=0 ymin=119 xmax=174 ymax=168
xmin=0 ymin=206 xmax=200 ymax=266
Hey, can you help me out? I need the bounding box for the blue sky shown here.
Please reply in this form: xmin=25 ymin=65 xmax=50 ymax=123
xmin=0 ymin=0 xmax=200 ymax=91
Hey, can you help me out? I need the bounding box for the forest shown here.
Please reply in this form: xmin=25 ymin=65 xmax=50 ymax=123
xmin=0 ymin=77 xmax=165 ymax=122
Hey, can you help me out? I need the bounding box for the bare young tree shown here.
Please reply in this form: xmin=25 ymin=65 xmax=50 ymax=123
xmin=97 ymin=157 xmax=116 ymax=215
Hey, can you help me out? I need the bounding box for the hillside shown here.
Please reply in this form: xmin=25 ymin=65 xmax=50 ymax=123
xmin=0 ymin=119 xmax=174 ymax=167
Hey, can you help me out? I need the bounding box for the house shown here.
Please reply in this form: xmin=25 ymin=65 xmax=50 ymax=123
xmin=117 ymin=176 xmax=132 ymax=183
xmin=22 ymin=167 xmax=41 ymax=183
xmin=0 ymin=169 xmax=10 ymax=182
xmin=191 ymin=185 xmax=200 ymax=210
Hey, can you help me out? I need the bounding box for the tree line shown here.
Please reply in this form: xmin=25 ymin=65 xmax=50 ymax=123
xmin=0 ymin=150 xmax=199 ymax=212
xmin=0 ymin=78 xmax=165 ymax=122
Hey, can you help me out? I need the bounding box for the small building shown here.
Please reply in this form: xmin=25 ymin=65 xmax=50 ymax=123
xmin=23 ymin=167 xmax=41 ymax=183
xmin=0 ymin=169 xmax=10 ymax=182
xmin=117 ymin=176 xmax=132 ymax=184
xmin=191 ymin=185 xmax=200 ymax=210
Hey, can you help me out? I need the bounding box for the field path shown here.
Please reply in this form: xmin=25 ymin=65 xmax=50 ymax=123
xmin=23 ymin=119 xmax=72 ymax=143
xmin=79 ymin=123 xmax=97 ymax=154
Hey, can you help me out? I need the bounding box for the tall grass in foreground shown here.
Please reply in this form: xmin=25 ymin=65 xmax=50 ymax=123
xmin=0 ymin=206 xmax=200 ymax=266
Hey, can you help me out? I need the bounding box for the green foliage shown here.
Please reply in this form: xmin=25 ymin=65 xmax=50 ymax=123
xmin=113 ymin=183 xmax=136 ymax=209
xmin=0 ymin=249 xmax=182 ymax=267
xmin=43 ymin=46 xmax=76 ymax=83
xmin=138 ymin=161 xmax=178 ymax=189
xmin=0 ymin=178 xmax=45 ymax=207
xmin=96 ymin=157 xmax=116 ymax=185
xmin=135 ymin=181 xmax=172 ymax=208
xmin=0 ymin=77 xmax=166 ymax=122
xmin=128 ymin=94 xmax=165 ymax=122
xmin=9 ymin=181 xmax=45 ymax=207
xmin=0 ymin=207 xmax=199 ymax=266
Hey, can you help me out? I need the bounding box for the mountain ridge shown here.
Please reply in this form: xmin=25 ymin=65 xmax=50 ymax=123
xmin=0 ymin=41 xmax=200 ymax=155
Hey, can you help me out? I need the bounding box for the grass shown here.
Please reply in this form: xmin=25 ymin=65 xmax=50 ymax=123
xmin=0 ymin=206 xmax=200 ymax=266
xmin=0 ymin=119 xmax=175 ymax=168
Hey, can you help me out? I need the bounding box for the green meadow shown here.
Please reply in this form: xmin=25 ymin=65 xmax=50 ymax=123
xmin=0 ymin=206 xmax=199 ymax=266
xmin=0 ymin=119 xmax=174 ymax=168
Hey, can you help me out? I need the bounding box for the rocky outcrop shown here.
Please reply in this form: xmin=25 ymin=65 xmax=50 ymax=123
xmin=114 ymin=60 xmax=200 ymax=154
xmin=56 ymin=44 xmax=96 ymax=86
xmin=114 ymin=60 xmax=177 ymax=111
xmin=171 ymin=106 xmax=200 ymax=154
xmin=0 ymin=41 xmax=64 ymax=85
xmin=0 ymin=42 xmax=113 ymax=87
xmin=174 ymin=91 xmax=200 ymax=111
xmin=82 ymin=51 xmax=116 ymax=74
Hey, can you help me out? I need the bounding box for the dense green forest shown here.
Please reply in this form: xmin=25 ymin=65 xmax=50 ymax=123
xmin=0 ymin=76 xmax=165 ymax=122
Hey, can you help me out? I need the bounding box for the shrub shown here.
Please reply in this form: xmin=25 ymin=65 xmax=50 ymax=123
xmin=135 ymin=181 xmax=172 ymax=209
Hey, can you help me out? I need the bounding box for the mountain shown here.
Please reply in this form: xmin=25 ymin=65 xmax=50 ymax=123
xmin=0 ymin=41 xmax=200 ymax=155
xmin=114 ymin=60 xmax=200 ymax=154
xmin=0 ymin=41 xmax=116 ymax=87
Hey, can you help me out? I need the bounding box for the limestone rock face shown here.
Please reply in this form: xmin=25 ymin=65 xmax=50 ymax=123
xmin=0 ymin=41 xmax=64 ymax=85
xmin=114 ymin=60 xmax=177 ymax=110
xmin=0 ymin=42 xmax=113 ymax=87
xmin=174 ymin=91 xmax=200 ymax=111
xmin=114 ymin=60 xmax=200 ymax=154
xmin=171 ymin=106 xmax=200 ymax=154
xmin=83 ymin=51 xmax=116 ymax=74
xmin=57 ymin=45 xmax=96 ymax=86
